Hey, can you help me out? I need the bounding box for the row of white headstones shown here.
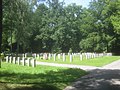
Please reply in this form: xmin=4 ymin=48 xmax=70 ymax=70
xmin=5 ymin=52 xmax=112 ymax=67
xmin=5 ymin=56 xmax=36 ymax=67
xmin=33 ymin=52 xmax=112 ymax=62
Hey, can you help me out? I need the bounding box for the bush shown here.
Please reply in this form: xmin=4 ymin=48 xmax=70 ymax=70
xmin=0 ymin=53 xmax=5 ymax=61
xmin=69 ymin=48 xmax=72 ymax=54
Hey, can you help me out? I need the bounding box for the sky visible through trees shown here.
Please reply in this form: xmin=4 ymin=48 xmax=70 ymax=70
xmin=61 ymin=0 xmax=91 ymax=7
xmin=2 ymin=0 xmax=120 ymax=54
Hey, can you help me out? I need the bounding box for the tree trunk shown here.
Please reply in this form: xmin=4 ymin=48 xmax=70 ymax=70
xmin=0 ymin=0 xmax=2 ymax=68
xmin=16 ymin=39 xmax=20 ymax=57
xmin=10 ymin=28 xmax=12 ymax=56
xmin=10 ymin=1 xmax=13 ymax=56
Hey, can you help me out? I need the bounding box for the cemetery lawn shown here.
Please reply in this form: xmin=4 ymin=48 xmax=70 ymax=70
xmin=0 ymin=62 xmax=87 ymax=90
xmin=38 ymin=56 xmax=120 ymax=67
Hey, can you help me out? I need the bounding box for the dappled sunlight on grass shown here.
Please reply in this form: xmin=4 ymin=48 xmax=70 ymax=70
xmin=0 ymin=62 xmax=87 ymax=90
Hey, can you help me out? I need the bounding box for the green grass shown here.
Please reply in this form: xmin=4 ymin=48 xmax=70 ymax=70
xmin=0 ymin=62 xmax=87 ymax=90
xmin=37 ymin=56 xmax=120 ymax=67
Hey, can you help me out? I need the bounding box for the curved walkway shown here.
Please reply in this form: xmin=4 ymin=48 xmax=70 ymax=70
xmin=64 ymin=69 xmax=120 ymax=90
xmin=36 ymin=60 xmax=120 ymax=71
xmin=36 ymin=61 xmax=100 ymax=71
xmin=36 ymin=60 xmax=120 ymax=90
xmin=64 ymin=60 xmax=120 ymax=90
xmin=102 ymin=60 xmax=120 ymax=69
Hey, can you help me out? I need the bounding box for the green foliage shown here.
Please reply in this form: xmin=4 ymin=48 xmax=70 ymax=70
xmin=69 ymin=48 xmax=72 ymax=54
xmin=2 ymin=0 xmax=120 ymax=53
xmin=2 ymin=0 xmax=33 ymax=53
xmin=0 ymin=53 xmax=4 ymax=60
xmin=79 ymin=0 xmax=120 ymax=53
xmin=110 ymin=0 xmax=120 ymax=34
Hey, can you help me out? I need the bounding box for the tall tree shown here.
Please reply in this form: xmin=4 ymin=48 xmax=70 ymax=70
xmin=2 ymin=0 xmax=33 ymax=53
xmin=79 ymin=0 xmax=120 ymax=53
xmin=2 ymin=0 xmax=120 ymax=54
xmin=0 ymin=0 xmax=2 ymax=68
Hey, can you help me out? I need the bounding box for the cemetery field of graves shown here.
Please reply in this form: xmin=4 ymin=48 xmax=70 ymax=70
xmin=1 ymin=52 xmax=120 ymax=90
xmin=0 ymin=62 xmax=87 ymax=90
xmin=2 ymin=0 xmax=120 ymax=90
xmin=4 ymin=52 xmax=120 ymax=67
xmin=37 ymin=53 xmax=120 ymax=67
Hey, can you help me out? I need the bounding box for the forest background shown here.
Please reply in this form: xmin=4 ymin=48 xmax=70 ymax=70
xmin=2 ymin=0 xmax=120 ymax=54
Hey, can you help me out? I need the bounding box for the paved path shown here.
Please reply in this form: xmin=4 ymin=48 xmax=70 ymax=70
xmin=64 ymin=60 xmax=120 ymax=90
xmin=102 ymin=60 xmax=120 ymax=69
xmin=64 ymin=69 xmax=120 ymax=90
xmin=36 ymin=60 xmax=120 ymax=90
xmin=36 ymin=60 xmax=120 ymax=71
xmin=36 ymin=61 xmax=100 ymax=71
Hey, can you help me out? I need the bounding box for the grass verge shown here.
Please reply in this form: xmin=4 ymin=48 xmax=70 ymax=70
xmin=0 ymin=62 xmax=87 ymax=90
xmin=38 ymin=56 xmax=120 ymax=67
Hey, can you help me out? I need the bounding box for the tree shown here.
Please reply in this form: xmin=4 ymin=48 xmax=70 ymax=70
xmin=2 ymin=0 xmax=120 ymax=54
xmin=79 ymin=0 xmax=120 ymax=53
xmin=0 ymin=0 xmax=2 ymax=68
xmin=110 ymin=0 xmax=120 ymax=34
xmin=2 ymin=0 xmax=34 ymax=53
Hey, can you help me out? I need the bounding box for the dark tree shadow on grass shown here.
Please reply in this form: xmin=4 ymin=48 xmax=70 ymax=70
xmin=0 ymin=68 xmax=87 ymax=90
xmin=65 ymin=69 xmax=120 ymax=90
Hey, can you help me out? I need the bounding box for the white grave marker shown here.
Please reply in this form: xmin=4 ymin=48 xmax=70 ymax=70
xmin=27 ymin=58 xmax=30 ymax=66
xmin=9 ymin=56 xmax=12 ymax=63
xmin=63 ymin=53 xmax=66 ymax=62
xmin=32 ymin=59 xmax=36 ymax=67
xmin=54 ymin=54 xmax=56 ymax=61
xmin=58 ymin=54 xmax=61 ymax=60
xmin=35 ymin=53 xmax=37 ymax=58
xmin=80 ymin=54 xmax=83 ymax=61
xmin=6 ymin=56 xmax=9 ymax=63
xmin=70 ymin=54 xmax=72 ymax=62
xmin=37 ymin=54 xmax=39 ymax=58
xmin=48 ymin=53 xmax=51 ymax=60
xmin=85 ymin=54 xmax=88 ymax=60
